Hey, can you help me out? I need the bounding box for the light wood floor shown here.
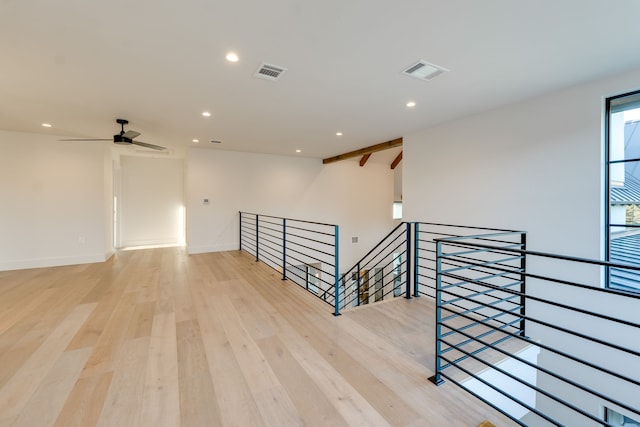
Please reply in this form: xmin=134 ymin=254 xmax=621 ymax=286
xmin=0 ymin=248 xmax=517 ymax=426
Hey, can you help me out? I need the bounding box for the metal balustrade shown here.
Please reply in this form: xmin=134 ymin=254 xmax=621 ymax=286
xmin=239 ymin=212 xmax=341 ymax=315
xmin=414 ymin=222 xmax=527 ymax=299
xmin=431 ymin=235 xmax=640 ymax=426
xmin=339 ymin=222 xmax=411 ymax=310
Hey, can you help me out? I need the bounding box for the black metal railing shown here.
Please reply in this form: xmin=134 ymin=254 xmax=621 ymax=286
xmin=430 ymin=235 xmax=640 ymax=426
xmin=414 ymin=222 xmax=527 ymax=299
xmin=239 ymin=212 xmax=341 ymax=315
xmin=339 ymin=222 xmax=411 ymax=311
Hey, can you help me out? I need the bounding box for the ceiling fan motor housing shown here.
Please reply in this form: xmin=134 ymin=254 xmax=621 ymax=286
xmin=113 ymin=134 xmax=132 ymax=144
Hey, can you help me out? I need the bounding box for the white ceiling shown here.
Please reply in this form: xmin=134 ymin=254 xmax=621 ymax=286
xmin=2 ymin=0 xmax=640 ymax=159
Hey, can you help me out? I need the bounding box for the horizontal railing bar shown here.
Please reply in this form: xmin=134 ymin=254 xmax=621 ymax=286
xmin=286 ymin=232 xmax=335 ymax=247
xmin=416 ymin=221 xmax=525 ymax=234
xmin=257 ymin=241 xmax=284 ymax=257
xmin=284 ymin=224 xmax=336 ymax=237
xmin=436 ymin=298 xmax=640 ymax=388
xmin=241 ymin=211 xmax=336 ymax=228
xmin=440 ymin=255 xmax=523 ymax=274
xmin=439 ymin=239 xmax=640 ymax=273
xmin=442 ymin=271 xmax=640 ymax=330
xmin=441 ymin=294 xmax=521 ymax=323
xmin=284 ymin=246 xmax=335 ymax=266
xmin=439 ymin=314 xmax=521 ymax=352
xmin=440 ymin=281 xmax=640 ymax=357
xmin=439 ymin=355 xmax=561 ymax=426
xmin=440 ymin=333 xmax=513 ymax=369
xmin=442 ymin=322 xmax=640 ymax=420
xmin=436 ymin=372 xmax=527 ymax=426
xmin=284 ymin=240 xmax=335 ymax=258
xmin=258 ymin=218 xmax=283 ymax=228
xmin=283 ymin=254 xmax=335 ymax=275
xmin=439 ymin=339 xmax=614 ymax=426
xmin=258 ymin=227 xmax=284 ymax=239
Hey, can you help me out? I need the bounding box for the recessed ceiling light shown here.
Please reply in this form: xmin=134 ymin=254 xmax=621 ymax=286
xmin=336 ymin=132 xmax=343 ymax=136
xmin=296 ymin=149 xmax=301 ymax=153
xmin=202 ymin=111 xmax=211 ymax=117
xmin=192 ymin=139 xmax=199 ymax=143
xmin=41 ymin=123 xmax=52 ymax=128
xmin=225 ymin=52 xmax=239 ymax=63
xmin=406 ymin=101 xmax=416 ymax=108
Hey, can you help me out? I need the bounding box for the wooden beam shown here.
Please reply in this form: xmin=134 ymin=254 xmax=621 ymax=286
xmin=390 ymin=151 xmax=403 ymax=170
xmin=359 ymin=153 xmax=371 ymax=167
xmin=322 ymin=137 xmax=403 ymax=164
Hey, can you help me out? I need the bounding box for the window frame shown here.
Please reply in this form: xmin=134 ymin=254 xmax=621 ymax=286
xmin=604 ymin=88 xmax=640 ymax=291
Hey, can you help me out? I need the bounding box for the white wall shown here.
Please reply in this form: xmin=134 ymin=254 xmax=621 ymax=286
xmin=403 ymin=68 xmax=640 ymax=425
xmin=0 ymin=130 xmax=111 ymax=270
xmin=118 ymin=155 xmax=185 ymax=248
xmin=186 ymin=148 xmax=395 ymax=268
xmin=404 ymin=69 xmax=640 ymax=257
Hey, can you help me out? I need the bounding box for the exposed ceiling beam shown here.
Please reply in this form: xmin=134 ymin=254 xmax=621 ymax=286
xmin=322 ymin=137 xmax=403 ymax=164
xmin=359 ymin=153 xmax=371 ymax=167
xmin=390 ymin=151 xmax=403 ymax=170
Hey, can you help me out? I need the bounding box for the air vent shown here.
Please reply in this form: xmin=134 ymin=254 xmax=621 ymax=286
xmin=209 ymin=140 xmax=222 ymax=144
xmin=402 ymin=60 xmax=449 ymax=81
xmin=254 ymin=63 xmax=287 ymax=81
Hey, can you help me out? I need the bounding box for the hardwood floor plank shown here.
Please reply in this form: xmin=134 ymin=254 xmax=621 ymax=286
xmin=13 ymin=347 xmax=93 ymax=427
xmin=96 ymin=337 xmax=150 ymax=427
xmin=0 ymin=303 xmax=96 ymax=421
xmin=176 ymin=319 xmax=222 ymax=427
xmin=257 ymin=335 xmax=350 ymax=427
xmin=53 ymin=371 xmax=113 ymax=427
xmin=139 ymin=312 xmax=181 ymax=427
xmin=190 ymin=278 xmax=266 ymax=427
xmin=77 ymin=291 xmax=138 ymax=377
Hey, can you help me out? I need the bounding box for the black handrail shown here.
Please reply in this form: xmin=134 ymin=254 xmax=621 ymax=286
xmin=431 ymin=234 xmax=640 ymax=426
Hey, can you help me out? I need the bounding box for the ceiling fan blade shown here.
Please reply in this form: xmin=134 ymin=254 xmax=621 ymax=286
xmin=132 ymin=140 xmax=167 ymax=151
xmin=123 ymin=130 xmax=141 ymax=139
xmin=59 ymin=138 xmax=111 ymax=141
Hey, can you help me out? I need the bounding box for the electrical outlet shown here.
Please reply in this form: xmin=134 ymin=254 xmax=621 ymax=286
xmin=203 ymin=198 xmax=210 ymax=205
xmin=352 ymin=236 xmax=358 ymax=243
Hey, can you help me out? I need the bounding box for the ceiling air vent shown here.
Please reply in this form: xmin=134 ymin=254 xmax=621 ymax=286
xmin=402 ymin=60 xmax=449 ymax=81
xmin=254 ymin=63 xmax=287 ymax=81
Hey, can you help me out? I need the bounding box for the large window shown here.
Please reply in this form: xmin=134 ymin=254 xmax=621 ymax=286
xmin=606 ymin=90 xmax=640 ymax=293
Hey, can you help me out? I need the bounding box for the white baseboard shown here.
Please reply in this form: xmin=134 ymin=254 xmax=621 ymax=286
xmin=0 ymin=252 xmax=112 ymax=272
xmin=187 ymin=243 xmax=239 ymax=254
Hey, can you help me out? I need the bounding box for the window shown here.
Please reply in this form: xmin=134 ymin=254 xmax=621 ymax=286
xmin=605 ymin=407 xmax=640 ymax=426
xmin=393 ymin=201 xmax=403 ymax=220
xmin=606 ymin=90 xmax=640 ymax=292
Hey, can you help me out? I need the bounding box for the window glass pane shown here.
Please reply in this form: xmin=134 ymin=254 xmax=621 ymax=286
xmin=609 ymin=161 xmax=640 ymax=226
xmin=610 ymin=105 xmax=640 ymax=162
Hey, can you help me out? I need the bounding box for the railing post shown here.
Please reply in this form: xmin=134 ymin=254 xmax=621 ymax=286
xmin=333 ymin=225 xmax=341 ymax=316
xmin=305 ymin=265 xmax=309 ymax=290
xmin=356 ymin=262 xmax=361 ymax=307
xmin=429 ymin=239 xmax=445 ymax=386
xmin=519 ymin=232 xmax=527 ymax=337
xmin=255 ymin=214 xmax=259 ymax=262
xmin=405 ymin=222 xmax=412 ymax=300
xmin=414 ymin=222 xmax=420 ymax=297
xmin=239 ymin=211 xmax=242 ymax=251
xmin=282 ymin=218 xmax=287 ymax=280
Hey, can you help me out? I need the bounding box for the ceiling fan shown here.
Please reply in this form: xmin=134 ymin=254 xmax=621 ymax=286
xmin=60 ymin=119 xmax=166 ymax=150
